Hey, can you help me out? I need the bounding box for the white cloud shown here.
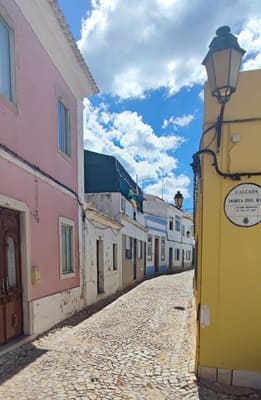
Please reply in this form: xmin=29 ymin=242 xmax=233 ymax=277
xmin=83 ymin=99 xmax=190 ymax=201
xmin=239 ymin=17 xmax=261 ymax=70
xmin=199 ymin=90 xmax=204 ymax=102
xmin=78 ymin=0 xmax=261 ymax=99
xmin=162 ymin=114 xmax=195 ymax=130
xmin=144 ymin=174 xmax=191 ymax=203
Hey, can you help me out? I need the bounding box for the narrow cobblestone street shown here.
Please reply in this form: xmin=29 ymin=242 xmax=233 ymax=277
xmin=0 ymin=271 xmax=260 ymax=400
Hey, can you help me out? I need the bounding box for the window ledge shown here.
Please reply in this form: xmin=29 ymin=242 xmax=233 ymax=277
xmin=60 ymin=272 xmax=76 ymax=280
xmin=0 ymin=92 xmax=18 ymax=115
xmin=58 ymin=149 xmax=73 ymax=164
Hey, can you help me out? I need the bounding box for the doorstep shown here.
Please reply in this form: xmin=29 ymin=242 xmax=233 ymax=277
xmin=0 ymin=335 xmax=35 ymax=357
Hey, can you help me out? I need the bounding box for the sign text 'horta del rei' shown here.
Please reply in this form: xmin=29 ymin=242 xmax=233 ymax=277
xmin=224 ymin=183 xmax=261 ymax=227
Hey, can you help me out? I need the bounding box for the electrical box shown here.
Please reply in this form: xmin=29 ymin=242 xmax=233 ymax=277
xmin=231 ymin=134 xmax=240 ymax=143
xmin=31 ymin=266 xmax=41 ymax=285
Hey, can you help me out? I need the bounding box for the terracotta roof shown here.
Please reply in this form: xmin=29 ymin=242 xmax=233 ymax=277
xmin=48 ymin=0 xmax=98 ymax=94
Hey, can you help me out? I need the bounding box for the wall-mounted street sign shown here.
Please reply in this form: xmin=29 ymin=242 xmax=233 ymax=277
xmin=224 ymin=183 xmax=261 ymax=227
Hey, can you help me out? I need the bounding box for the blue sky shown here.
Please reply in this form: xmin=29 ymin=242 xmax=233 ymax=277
xmin=59 ymin=0 xmax=261 ymax=210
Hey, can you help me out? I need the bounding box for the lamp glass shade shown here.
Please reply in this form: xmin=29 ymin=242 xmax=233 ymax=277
xmin=202 ymin=26 xmax=245 ymax=104
xmin=212 ymin=49 xmax=231 ymax=90
xmin=174 ymin=191 xmax=184 ymax=208
xmin=229 ymin=48 xmax=243 ymax=88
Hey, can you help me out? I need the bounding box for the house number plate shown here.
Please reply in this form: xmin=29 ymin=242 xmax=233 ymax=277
xmin=224 ymin=183 xmax=261 ymax=227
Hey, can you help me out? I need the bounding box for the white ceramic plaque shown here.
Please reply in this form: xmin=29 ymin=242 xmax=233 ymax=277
xmin=224 ymin=183 xmax=261 ymax=227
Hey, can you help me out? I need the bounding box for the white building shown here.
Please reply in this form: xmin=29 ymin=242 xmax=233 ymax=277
xmin=84 ymin=151 xmax=147 ymax=293
xmin=83 ymin=202 xmax=123 ymax=305
xmin=144 ymin=194 xmax=194 ymax=273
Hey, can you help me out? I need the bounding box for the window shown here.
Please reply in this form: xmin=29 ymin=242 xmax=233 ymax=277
xmin=169 ymin=217 xmax=173 ymax=231
xmin=147 ymin=236 xmax=152 ymax=260
xmin=186 ymin=230 xmax=190 ymax=238
xmin=113 ymin=243 xmax=118 ymax=270
xmin=125 ymin=236 xmax=132 ymax=259
xmin=186 ymin=250 xmax=191 ymax=261
xmin=121 ymin=197 xmax=126 ymax=212
xmin=175 ymin=248 xmax=180 ymax=261
xmin=175 ymin=215 xmax=181 ymax=232
xmin=59 ymin=217 xmax=75 ymax=278
xmin=161 ymin=238 xmax=165 ymax=261
xmin=139 ymin=241 xmax=143 ymax=259
xmin=182 ymin=225 xmax=185 ymax=236
xmin=58 ymin=100 xmax=71 ymax=157
xmin=0 ymin=15 xmax=14 ymax=102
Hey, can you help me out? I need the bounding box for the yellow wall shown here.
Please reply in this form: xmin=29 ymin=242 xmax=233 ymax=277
xmin=196 ymin=69 xmax=261 ymax=372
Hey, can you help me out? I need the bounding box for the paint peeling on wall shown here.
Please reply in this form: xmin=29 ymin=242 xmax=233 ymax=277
xmin=200 ymin=304 xmax=210 ymax=327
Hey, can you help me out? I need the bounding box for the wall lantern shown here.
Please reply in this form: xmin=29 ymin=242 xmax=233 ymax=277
xmin=202 ymin=26 xmax=245 ymax=149
xmin=174 ymin=191 xmax=184 ymax=209
xmin=202 ymin=26 xmax=245 ymax=105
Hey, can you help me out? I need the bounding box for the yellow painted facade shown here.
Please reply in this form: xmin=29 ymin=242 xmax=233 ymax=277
xmin=195 ymin=69 xmax=261 ymax=386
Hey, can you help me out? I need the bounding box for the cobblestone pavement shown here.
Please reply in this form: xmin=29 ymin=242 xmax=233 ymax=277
xmin=0 ymin=270 xmax=261 ymax=399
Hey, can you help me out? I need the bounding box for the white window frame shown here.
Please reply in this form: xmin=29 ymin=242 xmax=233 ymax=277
xmin=121 ymin=196 xmax=126 ymax=212
xmin=0 ymin=12 xmax=16 ymax=105
xmin=59 ymin=217 xmax=75 ymax=279
xmin=175 ymin=216 xmax=181 ymax=232
xmin=58 ymin=98 xmax=71 ymax=158
xmin=161 ymin=238 xmax=165 ymax=261
xmin=125 ymin=235 xmax=132 ymax=260
xmin=186 ymin=250 xmax=191 ymax=261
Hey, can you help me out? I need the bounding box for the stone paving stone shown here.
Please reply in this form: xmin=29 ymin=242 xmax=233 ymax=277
xmin=0 ymin=270 xmax=261 ymax=399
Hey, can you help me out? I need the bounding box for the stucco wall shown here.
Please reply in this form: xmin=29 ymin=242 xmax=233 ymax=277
xmin=0 ymin=0 xmax=79 ymax=191
xmin=83 ymin=215 xmax=122 ymax=305
xmin=0 ymin=154 xmax=80 ymax=300
xmin=197 ymin=69 xmax=261 ymax=379
xmin=122 ymin=235 xmax=146 ymax=289
xmin=32 ymin=287 xmax=84 ymax=336
xmin=0 ymin=0 xmax=90 ymax=339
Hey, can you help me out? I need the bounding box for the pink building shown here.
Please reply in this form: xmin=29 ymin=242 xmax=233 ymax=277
xmin=0 ymin=0 xmax=97 ymax=347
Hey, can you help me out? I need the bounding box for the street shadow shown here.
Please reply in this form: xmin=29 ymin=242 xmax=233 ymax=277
xmin=41 ymin=269 xmax=186 ymax=332
xmin=0 ymin=269 xmax=195 ymax=387
xmin=197 ymin=378 xmax=261 ymax=399
xmin=0 ymin=343 xmax=47 ymax=386
xmin=36 ymin=269 xmax=195 ymax=335
xmin=41 ymin=280 xmax=143 ymax=332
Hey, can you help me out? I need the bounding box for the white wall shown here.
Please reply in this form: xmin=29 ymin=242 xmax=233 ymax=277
xmin=145 ymin=215 xmax=167 ymax=270
xmin=83 ymin=211 xmax=122 ymax=305
xmin=85 ymin=193 xmax=121 ymax=221
xmin=144 ymin=197 xmax=194 ymax=271
xmin=32 ymin=287 xmax=84 ymax=336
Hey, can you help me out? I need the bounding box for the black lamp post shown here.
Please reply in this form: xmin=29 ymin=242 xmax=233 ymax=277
xmin=174 ymin=191 xmax=184 ymax=209
xmin=202 ymin=26 xmax=245 ymax=148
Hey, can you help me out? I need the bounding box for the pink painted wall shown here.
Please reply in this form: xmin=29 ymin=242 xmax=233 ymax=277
xmin=0 ymin=1 xmax=81 ymax=298
xmin=0 ymin=0 xmax=78 ymax=191
xmin=0 ymin=156 xmax=80 ymax=298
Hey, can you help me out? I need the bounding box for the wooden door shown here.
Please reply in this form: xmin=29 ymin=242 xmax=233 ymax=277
xmin=182 ymin=249 xmax=185 ymax=268
xmin=133 ymin=238 xmax=137 ymax=280
xmin=144 ymin=242 xmax=146 ymax=277
xmin=96 ymin=239 xmax=104 ymax=294
xmin=0 ymin=208 xmax=23 ymax=345
xmin=169 ymin=247 xmax=173 ymax=271
xmin=154 ymin=238 xmax=159 ymax=272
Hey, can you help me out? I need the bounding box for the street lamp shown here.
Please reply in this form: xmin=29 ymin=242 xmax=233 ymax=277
xmin=202 ymin=26 xmax=245 ymax=148
xmin=174 ymin=191 xmax=184 ymax=209
xmin=203 ymin=26 xmax=245 ymax=105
